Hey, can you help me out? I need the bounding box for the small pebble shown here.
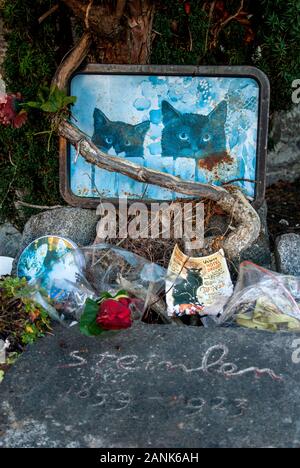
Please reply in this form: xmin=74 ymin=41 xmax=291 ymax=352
xmin=279 ymin=219 xmax=289 ymax=226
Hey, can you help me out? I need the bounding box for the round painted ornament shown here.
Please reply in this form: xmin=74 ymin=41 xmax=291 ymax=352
xmin=17 ymin=236 xmax=85 ymax=302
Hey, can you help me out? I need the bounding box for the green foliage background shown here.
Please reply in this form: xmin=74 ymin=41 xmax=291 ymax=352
xmin=0 ymin=0 xmax=62 ymax=225
xmin=152 ymin=0 xmax=300 ymax=110
xmin=0 ymin=0 xmax=299 ymax=225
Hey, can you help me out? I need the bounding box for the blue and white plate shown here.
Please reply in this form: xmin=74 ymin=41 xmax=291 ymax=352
xmin=17 ymin=236 xmax=85 ymax=302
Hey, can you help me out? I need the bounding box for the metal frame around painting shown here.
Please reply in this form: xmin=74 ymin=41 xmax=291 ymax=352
xmin=60 ymin=64 xmax=270 ymax=210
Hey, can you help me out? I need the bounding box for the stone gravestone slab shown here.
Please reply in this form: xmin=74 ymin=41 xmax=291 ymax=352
xmin=1 ymin=324 xmax=300 ymax=448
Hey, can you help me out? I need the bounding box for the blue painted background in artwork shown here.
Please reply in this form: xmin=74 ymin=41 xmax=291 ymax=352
xmin=69 ymin=74 xmax=259 ymax=200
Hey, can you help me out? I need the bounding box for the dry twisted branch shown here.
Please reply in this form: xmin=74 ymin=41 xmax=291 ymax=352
xmin=51 ymin=8 xmax=261 ymax=260
xmin=58 ymin=120 xmax=260 ymax=259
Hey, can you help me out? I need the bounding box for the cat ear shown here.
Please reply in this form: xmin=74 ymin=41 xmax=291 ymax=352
xmin=135 ymin=120 xmax=150 ymax=136
xmin=93 ymin=108 xmax=109 ymax=129
xmin=161 ymin=100 xmax=180 ymax=124
xmin=208 ymin=100 xmax=227 ymax=123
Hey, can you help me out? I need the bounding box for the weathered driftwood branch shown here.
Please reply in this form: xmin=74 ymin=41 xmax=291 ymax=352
xmin=38 ymin=4 xmax=59 ymax=24
xmin=15 ymin=201 xmax=63 ymax=211
xmin=59 ymin=121 xmax=227 ymax=201
xmin=216 ymin=187 xmax=260 ymax=259
xmin=52 ymin=32 xmax=92 ymax=91
xmin=51 ymin=5 xmax=260 ymax=260
xmin=58 ymin=120 xmax=261 ymax=259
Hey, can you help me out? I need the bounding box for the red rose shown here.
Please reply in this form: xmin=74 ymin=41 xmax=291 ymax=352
xmin=96 ymin=299 xmax=132 ymax=331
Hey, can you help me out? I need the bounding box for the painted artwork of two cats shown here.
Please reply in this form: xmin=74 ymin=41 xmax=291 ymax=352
xmin=92 ymin=100 xmax=228 ymax=163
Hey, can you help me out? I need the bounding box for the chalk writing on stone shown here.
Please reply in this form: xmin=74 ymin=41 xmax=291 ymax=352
xmin=60 ymin=343 xmax=282 ymax=381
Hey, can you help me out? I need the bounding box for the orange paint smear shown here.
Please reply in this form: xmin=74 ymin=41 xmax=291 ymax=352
xmin=198 ymin=151 xmax=234 ymax=172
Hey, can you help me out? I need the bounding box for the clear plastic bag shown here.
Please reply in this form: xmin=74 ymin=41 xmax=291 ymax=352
xmin=21 ymin=246 xmax=96 ymax=321
xmin=31 ymin=243 xmax=171 ymax=322
xmin=220 ymin=261 xmax=300 ymax=332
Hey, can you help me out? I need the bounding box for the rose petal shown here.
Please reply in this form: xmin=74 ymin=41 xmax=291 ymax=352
xmin=0 ymin=93 xmax=8 ymax=105
xmin=13 ymin=111 xmax=28 ymax=128
xmin=96 ymin=299 xmax=132 ymax=331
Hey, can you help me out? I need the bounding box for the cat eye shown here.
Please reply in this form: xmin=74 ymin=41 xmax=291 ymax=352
xmin=179 ymin=132 xmax=189 ymax=141
xmin=105 ymin=136 xmax=113 ymax=145
xmin=203 ymin=134 xmax=211 ymax=142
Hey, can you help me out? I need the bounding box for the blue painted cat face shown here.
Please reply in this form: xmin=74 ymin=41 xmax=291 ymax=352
xmin=161 ymin=100 xmax=227 ymax=159
xmin=92 ymin=108 xmax=150 ymax=158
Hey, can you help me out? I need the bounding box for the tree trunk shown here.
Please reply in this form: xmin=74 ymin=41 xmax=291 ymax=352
xmin=62 ymin=0 xmax=155 ymax=64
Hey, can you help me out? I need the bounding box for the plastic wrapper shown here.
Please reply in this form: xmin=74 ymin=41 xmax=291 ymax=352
xmin=29 ymin=243 xmax=171 ymax=322
xmin=219 ymin=261 xmax=300 ymax=332
xmin=0 ymin=339 xmax=9 ymax=364
xmin=19 ymin=287 xmax=64 ymax=323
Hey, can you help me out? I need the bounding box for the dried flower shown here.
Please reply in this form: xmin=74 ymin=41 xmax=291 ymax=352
xmin=0 ymin=92 xmax=28 ymax=128
xmin=184 ymin=1 xmax=191 ymax=15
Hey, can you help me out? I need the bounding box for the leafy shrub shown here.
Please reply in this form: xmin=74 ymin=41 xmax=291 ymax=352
xmin=0 ymin=276 xmax=51 ymax=351
xmin=0 ymin=0 xmax=70 ymax=225
xmin=152 ymin=0 xmax=300 ymax=111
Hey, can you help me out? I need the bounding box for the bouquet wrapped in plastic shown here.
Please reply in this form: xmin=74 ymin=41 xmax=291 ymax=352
xmin=220 ymin=261 xmax=300 ymax=332
xmin=27 ymin=243 xmax=171 ymax=325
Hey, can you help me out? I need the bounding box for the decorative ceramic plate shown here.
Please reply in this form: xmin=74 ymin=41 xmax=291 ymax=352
xmin=17 ymin=236 xmax=85 ymax=301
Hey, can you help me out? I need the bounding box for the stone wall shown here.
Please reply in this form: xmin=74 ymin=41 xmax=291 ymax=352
xmin=267 ymin=106 xmax=300 ymax=185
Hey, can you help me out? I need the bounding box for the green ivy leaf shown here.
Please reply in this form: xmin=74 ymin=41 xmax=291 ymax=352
xmin=51 ymin=88 xmax=65 ymax=108
xmin=37 ymin=87 xmax=48 ymax=104
xmin=40 ymin=101 xmax=60 ymax=113
xmin=97 ymin=290 xmax=129 ymax=303
xmin=113 ymin=290 xmax=129 ymax=299
xmin=24 ymin=86 xmax=77 ymax=114
xmin=79 ymin=298 xmax=105 ymax=337
xmin=63 ymin=95 xmax=77 ymax=106
xmin=25 ymin=101 xmax=42 ymax=109
xmin=98 ymin=291 xmax=114 ymax=301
